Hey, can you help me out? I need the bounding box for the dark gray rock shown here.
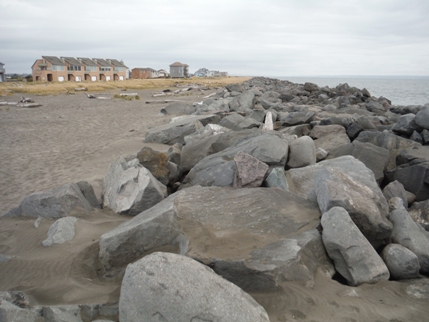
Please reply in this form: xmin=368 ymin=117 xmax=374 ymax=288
xmin=410 ymin=130 xmax=423 ymax=144
xmin=264 ymin=167 xmax=289 ymax=190
xmin=144 ymin=114 xmax=220 ymax=145
xmin=366 ymin=100 xmax=386 ymax=114
xmin=287 ymin=136 xmax=316 ymax=168
xmin=315 ymin=167 xmax=392 ymax=247
xmin=183 ymin=133 xmax=288 ymax=188
xmin=422 ymin=129 xmax=429 ymax=145
xmin=391 ymin=114 xmax=421 ymax=136
xmin=75 ymin=181 xmax=100 ymax=209
xmin=381 ymin=244 xmax=420 ymax=280
xmin=219 ymin=112 xmax=246 ymax=130
xmin=258 ymin=90 xmax=282 ymax=109
xmin=281 ymin=111 xmax=315 ymax=126
xmin=229 ymin=91 xmax=256 ymax=113
xmin=414 ymin=106 xmax=429 ymax=130
xmin=321 ymin=207 xmax=390 ymax=286
xmin=389 ymin=206 xmax=429 ymax=274
xmin=102 ymin=157 xmax=166 ymax=216
xmin=383 ymin=180 xmax=409 ymax=209
xmin=42 ymin=216 xmax=78 ymax=247
xmin=304 ymin=82 xmax=319 ymax=92
xmin=119 ymin=252 xmax=270 ymax=322
xmin=346 ymin=122 xmax=364 ymax=140
xmin=310 ymin=125 xmax=350 ymax=153
xmin=279 ymin=123 xmax=311 ymax=137
xmin=409 ymin=199 xmax=429 ymax=231
xmin=327 ymin=141 xmax=389 ymax=183
xmin=225 ymin=83 xmax=244 ymax=93
xmin=1 ymin=183 xmax=93 ymax=218
xmin=233 ymin=151 xmax=269 ymax=188
xmin=160 ymin=101 xmax=196 ymax=115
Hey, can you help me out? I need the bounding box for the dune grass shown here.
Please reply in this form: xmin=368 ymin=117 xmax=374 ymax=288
xmin=0 ymin=77 xmax=251 ymax=96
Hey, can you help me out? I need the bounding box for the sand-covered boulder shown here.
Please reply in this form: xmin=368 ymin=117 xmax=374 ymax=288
xmin=102 ymin=157 xmax=166 ymax=216
xmin=43 ymin=305 xmax=83 ymax=322
xmin=0 ymin=300 xmax=40 ymax=322
xmin=1 ymin=183 xmax=93 ymax=218
xmin=99 ymin=186 xmax=332 ymax=288
xmin=160 ymin=101 xmax=196 ymax=115
xmin=119 ymin=252 xmax=270 ymax=322
xmin=42 ymin=216 xmax=78 ymax=247
xmin=321 ymin=207 xmax=390 ymax=286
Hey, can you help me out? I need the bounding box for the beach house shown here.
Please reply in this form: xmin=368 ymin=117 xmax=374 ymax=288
xmin=32 ymin=56 xmax=127 ymax=82
xmin=132 ymin=68 xmax=158 ymax=79
xmin=169 ymin=62 xmax=189 ymax=78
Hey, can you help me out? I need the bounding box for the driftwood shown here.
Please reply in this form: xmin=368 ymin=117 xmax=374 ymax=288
xmin=19 ymin=96 xmax=34 ymax=103
xmin=203 ymin=92 xmax=217 ymax=99
xmin=86 ymin=93 xmax=110 ymax=100
xmin=74 ymin=87 xmax=88 ymax=92
xmin=145 ymin=99 xmax=191 ymax=104
xmin=0 ymin=102 xmax=18 ymax=106
xmin=16 ymin=103 xmax=42 ymax=108
xmin=119 ymin=93 xmax=138 ymax=97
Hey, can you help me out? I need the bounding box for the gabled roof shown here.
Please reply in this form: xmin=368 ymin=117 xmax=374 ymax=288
xmin=61 ymin=57 xmax=82 ymax=66
xmin=77 ymin=57 xmax=97 ymax=66
xmin=170 ymin=62 xmax=188 ymax=67
xmin=42 ymin=56 xmax=66 ymax=65
xmin=133 ymin=67 xmax=156 ymax=72
xmin=108 ymin=59 xmax=127 ymax=68
xmin=93 ymin=58 xmax=111 ymax=67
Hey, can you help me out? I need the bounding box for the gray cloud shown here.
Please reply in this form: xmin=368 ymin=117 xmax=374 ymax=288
xmin=1 ymin=0 xmax=428 ymax=75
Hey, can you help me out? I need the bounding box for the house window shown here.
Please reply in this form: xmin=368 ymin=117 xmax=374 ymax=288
xmin=52 ymin=65 xmax=65 ymax=71
xmin=85 ymin=66 xmax=97 ymax=71
xmin=114 ymin=67 xmax=124 ymax=72
xmin=100 ymin=67 xmax=111 ymax=72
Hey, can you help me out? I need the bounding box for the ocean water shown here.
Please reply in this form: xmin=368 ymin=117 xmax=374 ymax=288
xmin=277 ymin=76 xmax=429 ymax=106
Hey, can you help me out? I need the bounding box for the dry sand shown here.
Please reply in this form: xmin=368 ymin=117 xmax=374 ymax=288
xmin=0 ymin=87 xmax=428 ymax=321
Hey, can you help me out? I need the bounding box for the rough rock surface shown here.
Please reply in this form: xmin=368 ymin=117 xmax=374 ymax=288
xmin=233 ymin=151 xmax=269 ymax=188
xmin=119 ymin=252 xmax=270 ymax=322
xmin=287 ymin=135 xmax=317 ymax=168
xmin=102 ymin=157 xmax=166 ymax=215
xmin=321 ymin=207 xmax=390 ymax=286
xmin=1 ymin=183 xmax=93 ymax=218
xmin=42 ymin=216 xmax=78 ymax=247
xmin=381 ymin=244 xmax=420 ymax=280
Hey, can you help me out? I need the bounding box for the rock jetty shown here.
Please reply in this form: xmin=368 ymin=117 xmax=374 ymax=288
xmin=2 ymin=77 xmax=429 ymax=321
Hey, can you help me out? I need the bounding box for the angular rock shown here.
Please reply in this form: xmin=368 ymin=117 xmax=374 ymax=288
xmin=281 ymin=111 xmax=315 ymax=126
xmin=0 ymin=300 xmax=39 ymax=322
xmin=100 ymin=186 xmax=328 ymax=288
xmin=414 ymin=105 xmax=429 ymax=130
xmin=310 ymin=125 xmax=350 ymax=153
xmin=119 ymin=252 xmax=270 ymax=322
xmin=422 ymin=129 xmax=429 ymax=145
xmin=42 ymin=216 xmax=78 ymax=247
xmin=404 ymin=278 xmax=429 ymax=299
xmin=389 ymin=206 xmax=429 ymax=273
xmin=219 ymin=112 xmax=246 ymax=130
xmin=410 ymin=130 xmax=423 ymax=144
xmin=321 ymin=207 xmax=390 ymax=286
xmin=381 ymin=244 xmax=420 ymax=280
xmin=391 ymin=114 xmax=421 ymax=136
xmin=233 ymin=151 xmax=269 ymax=188
xmin=43 ymin=305 xmax=83 ymax=322
xmin=264 ymin=167 xmax=289 ymax=190
xmin=383 ymin=180 xmax=409 ymax=209
xmin=316 ymin=147 xmax=328 ymax=161
xmin=1 ymin=183 xmax=93 ymax=218
xmin=346 ymin=122 xmax=364 ymax=140
xmin=75 ymin=181 xmax=100 ymax=209
xmin=144 ymin=114 xmax=220 ymax=145
xmin=287 ymin=136 xmax=316 ymax=168
xmin=409 ymin=199 xmax=429 ymax=231
xmin=229 ymin=91 xmax=256 ymax=113
xmin=183 ymin=133 xmax=288 ymax=188
xmin=102 ymin=157 xmax=166 ymax=216
xmin=137 ymin=147 xmax=170 ymax=185
xmin=304 ymin=82 xmax=319 ymax=92
xmin=225 ymin=83 xmax=244 ymax=93
xmin=315 ymin=167 xmax=392 ymax=247
xmin=160 ymin=101 xmax=196 ymax=115
xmin=327 ymin=141 xmax=389 ymax=183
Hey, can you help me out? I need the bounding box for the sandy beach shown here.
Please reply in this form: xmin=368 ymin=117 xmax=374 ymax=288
xmin=1 ymin=83 xmax=429 ymax=321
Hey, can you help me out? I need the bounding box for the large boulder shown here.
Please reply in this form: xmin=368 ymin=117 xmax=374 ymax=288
xmin=414 ymin=105 xmax=429 ymax=130
xmin=99 ymin=186 xmax=333 ymax=289
xmin=327 ymin=141 xmax=389 ymax=183
xmin=102 ymin=157 xmax=166 ymax=216
xmin=233 ymin=151 xmax=269 ymax=188
xmin=43 ymin=305 xmax=83 ymax=322
xmin=314 ymin=167 xmax=392 ymax=247
xmin=144 ymin=114 xmax=221 ymax=145
xmin=160 ymin=101 xmax=196 ymax=115
xmin=182 ymin=133 xmax=289 ymax=188
xmin=321 ymin=207 xmax=390 ymax=286
xmin=310 ymin=125 xmax=350 ymax=153
xmin=119 ymin=252 xmax=270 ymax=322
xmin=287 ymin=136 xmax=316 ymax=168
xmin=391 ymin=113 xmax=421 ymax=136
xmin=389 ymin=206 xmax=429 ymax=274
xmin=383 ymin=180 xmax=409 ymax=209
xmin=1 ymin=183 xmax=93 ymax=218
xmin=229 ymin=91 xmax=256 ymax=113
xmin=381 ymin=244 xmax=420 ymax=280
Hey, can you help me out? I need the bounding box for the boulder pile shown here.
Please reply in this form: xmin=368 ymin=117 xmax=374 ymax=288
xmin=2 ymin=77 xmax=429 ymax=321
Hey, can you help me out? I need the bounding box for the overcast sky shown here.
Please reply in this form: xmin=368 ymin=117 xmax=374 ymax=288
xmin=1 ymin=0 xmax=429 ymax=76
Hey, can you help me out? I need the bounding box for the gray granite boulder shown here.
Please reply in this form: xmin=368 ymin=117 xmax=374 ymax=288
xmin=310 ymin=125 xmax=350 ymax=153
xmin=391 ymin=113 xmax=421 ymax=136
xmin=102 ymin=157 xmax=166 ymax=216
xmin=233 ymin=151 xmax=269 ymax=188
xmin=229 ymin=91 xmax=256 ymax=113
xmin=43 ymin=305 xmax=83 ymax=322
xmin=182 ymin=132 xmax=289 ymax=188
xmin=119 ymin=252 xmax=270 ymax=322
xmin=99 ymin=186 xmax=331 ymax=288
xmin=1 ymin=183 xmax=93 ymax=218
xmin=321 ymin=207 xmax=390 ymax=286
xmin=389 ymin=206 xmax=429 ymax=274
xmin=381 ymin=244 xmax=420 ymax=280
xmin=42 ymin=216 xmax=78 ymax=247
xmin=414 ymin=105 xmax=429 ymax=130
xmin=315 ymin=167 xmax=392 ymax=247
xmin=144 ymin=114 xmax=220 ymax=145
xmin=383 ymin=180 xmax=409 ymax=209
xmin=75 ymin=181 xmax=100 ymax=209
xmin=160 ymin=101 xmax=196 ymax=115
xmin=219 ymin=112 xmax=246 ymax=130
xmin=287 ymin=136 xmax=316 ymax=168
xmin=281 ymin=111 xmax=315 ymax=126
xmin=327 ymin=141 xmax=389 ymax=183
xmin=264 ymin=167 xmax=289 ymax=190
